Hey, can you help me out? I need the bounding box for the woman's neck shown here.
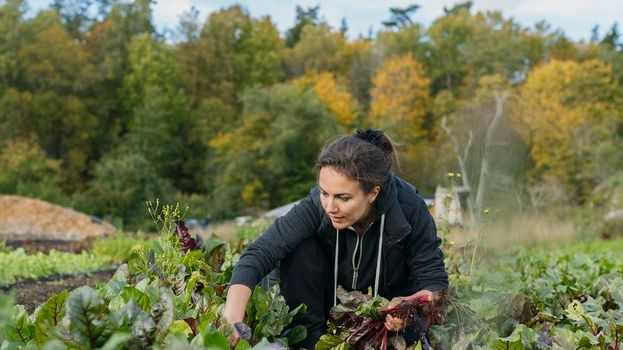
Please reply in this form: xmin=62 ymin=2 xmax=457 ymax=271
xmin=353 ymin=206 xmax=376 ymax=236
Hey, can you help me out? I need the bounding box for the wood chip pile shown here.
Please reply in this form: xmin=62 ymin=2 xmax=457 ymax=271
xmin=0 ymin=195 xmax=116 ymax=241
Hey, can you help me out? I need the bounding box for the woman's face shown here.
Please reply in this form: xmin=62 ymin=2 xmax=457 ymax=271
xmin=318 ymin=166 xmax=379 ymax=230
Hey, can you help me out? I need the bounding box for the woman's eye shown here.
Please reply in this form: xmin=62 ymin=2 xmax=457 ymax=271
xmin=321 ymin=192 xmax=328 ymax=197
xmin=339 ymin=197 xmax=350 ymax=202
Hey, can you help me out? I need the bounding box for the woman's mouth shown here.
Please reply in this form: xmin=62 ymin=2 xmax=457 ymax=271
xmin=329 ymin=215 xmax=345 ymax=223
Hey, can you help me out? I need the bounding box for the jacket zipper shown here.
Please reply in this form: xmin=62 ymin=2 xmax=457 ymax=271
xmin=351 ymin=223 xmax=373 ymax=289
xmin=352 ymin=233 xmax=364 ymax=289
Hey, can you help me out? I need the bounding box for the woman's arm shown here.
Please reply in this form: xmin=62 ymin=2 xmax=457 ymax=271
xmin=223 ymin=284 xmax=253 ymax=345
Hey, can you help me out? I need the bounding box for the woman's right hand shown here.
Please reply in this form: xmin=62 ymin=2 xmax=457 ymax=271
xmin=223 ymin=284 xmax=253 ymax=346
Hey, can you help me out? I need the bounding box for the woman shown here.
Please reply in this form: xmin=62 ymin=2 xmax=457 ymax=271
xmin=224 ymin=129 xmax=448 ymax=348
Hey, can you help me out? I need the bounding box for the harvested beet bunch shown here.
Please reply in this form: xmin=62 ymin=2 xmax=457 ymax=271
xmin=317 ymin=286 xmax=448 ymax=350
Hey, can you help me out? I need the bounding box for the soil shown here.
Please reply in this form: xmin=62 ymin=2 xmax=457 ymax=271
xmin=1 ymin=268 xmax=117 ymax=313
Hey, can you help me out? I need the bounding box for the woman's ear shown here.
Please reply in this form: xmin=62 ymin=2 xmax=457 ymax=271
xmin=368 ymin=186 xmax=381 ymax=203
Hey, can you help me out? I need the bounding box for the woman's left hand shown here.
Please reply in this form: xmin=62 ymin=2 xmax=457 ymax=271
xmin=384 ymin=289 xmax=434 ymax=332
xmin=385 ymin=313 xmax=406 ymax=332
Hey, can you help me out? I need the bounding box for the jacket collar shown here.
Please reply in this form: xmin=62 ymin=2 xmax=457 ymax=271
xmin=315 ymin=174 xmax=412 ymax=246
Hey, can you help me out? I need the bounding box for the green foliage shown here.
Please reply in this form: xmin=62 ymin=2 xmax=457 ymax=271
xmin=0 ymin=249 xmax=110 ymax=285
xmin=435 ymin=238 xmax=623 ymax=348
xmin=0 ymin=139 xmax=67 ymax=204
xmin=90 ymin=233 xmax=154 ymax=264
xmin=78 ymin=152 xmax=174 ymax=230
xmin=0 ymin=202 xmax=305 ymax=349
xmin=210 ymin=83 xmax=342 ymax=218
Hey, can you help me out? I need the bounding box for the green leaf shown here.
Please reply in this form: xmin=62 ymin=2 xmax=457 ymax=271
xmin=34 ymin=290 xmax=68 ymax=343
xmin=235 ymin=339 xmax=251 ymax=350
xmin=4 ymin=305 xmax=35 ymax=344
xmin=156 ymin=287 xmax=175 ymax=332
xmin=202 ymin=326 xmax=229 ymax=350
xmin=99 ymin=332 xmax=132 ymax=350
xmin=169 ymin=319 xmax=193 ymax=337
xmin=122 ymin=287 xmax=152 ymax=311
xmin=202 ymin=238 xmax=227 ymax=255
xmin=315 ymin=334 xmax=352 ymax=350
xmin=66 ymin=286 xmax=109 ymax=348
xmin=284 ymin=325 xmax=306 ymax=346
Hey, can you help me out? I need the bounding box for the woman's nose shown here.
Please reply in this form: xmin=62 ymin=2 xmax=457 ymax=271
xmin=325 ymin=199 xmax=337 ymax=213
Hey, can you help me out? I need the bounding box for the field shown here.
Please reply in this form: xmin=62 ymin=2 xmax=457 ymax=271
xmin=0 ymin=205 xmax=621 ymax=350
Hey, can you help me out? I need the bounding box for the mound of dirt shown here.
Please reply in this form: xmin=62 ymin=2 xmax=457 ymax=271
xmin=0 ymin=195 xmax=116 ymax=241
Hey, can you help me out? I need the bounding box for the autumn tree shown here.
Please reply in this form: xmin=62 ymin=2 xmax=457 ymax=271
xmin=210 ymin=83 xmax=341 ymax=217
xmin=283 ymin=23 xmax=351 ymax=78
xmin=294 ymin=71 xmax=360 ymax=128
xmin=369 ymin=53 xmax=431 ymax=143
xmin=17 ymin=11 xmax=97 ymax=190
xmin=285 ymin=5 xmax=320 ymax=48
xmin=514 ymin=59 xmax=623 ymax=200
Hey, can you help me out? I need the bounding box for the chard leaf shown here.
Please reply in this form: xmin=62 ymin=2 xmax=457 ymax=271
xmin=315 ymin=334 xmax=352 ymax=350
xmin=98 ymin=265 xmax=130 ymax=300
xmin=156 ymin=287 xmax=175 ymax=333
xmin=122 ymin=287 xmax=151 ymax=311
xmin=34 ymin=290 xmax=68 ymax=343
xmin=66 ymin=286 xmax=109 ymax=348
xmin=4 ymin=305 xmax=35 ymax=344
xmin=201 ymin=238 xmax=227 ymax=256
xmin=98 ymin=332 xmax=132 ymax=350
xmin=234 ymin=339 xmax=251 ymax=350
xmin=169 ymin=319 xmax=193 ymax=337
xmin=202 ymin=325 xmax=229 ymax=349
xmin=284 ymin=325 xmax=306 ymax=346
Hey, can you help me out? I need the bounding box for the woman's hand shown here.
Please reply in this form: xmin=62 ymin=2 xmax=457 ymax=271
xmin=385 ymin=313 xmax=406 ymax=332
xmin=384 ymin=290 xmax=434 ymax=332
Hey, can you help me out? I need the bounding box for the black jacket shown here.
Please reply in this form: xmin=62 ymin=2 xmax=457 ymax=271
xmin=230 ymin=175 xmax=448 ymax=298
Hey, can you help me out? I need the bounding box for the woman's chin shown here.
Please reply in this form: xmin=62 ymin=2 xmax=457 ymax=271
xmin=330 ymin=219 xmax=350 ymax=230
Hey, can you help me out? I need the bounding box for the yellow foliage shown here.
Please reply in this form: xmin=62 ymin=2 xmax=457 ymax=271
xmin=209 ymin=132 xmax=234 ymax=151
xmin=295 ymin=72 xmax=359 ymax=128
xmin=515 ymin=59 xmax=620 ymax=181
xmin=241 ymin=179 xmax=268 ymax=206
xmin=369 ymin=53 xmax=431 ymax=141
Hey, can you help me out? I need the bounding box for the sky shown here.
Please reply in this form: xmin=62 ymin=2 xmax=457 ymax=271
xmin=26 ymin=0 xmax=622 ymax=42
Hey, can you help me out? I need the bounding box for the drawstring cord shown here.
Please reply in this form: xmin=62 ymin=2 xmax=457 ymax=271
xmin=333 ymin=213 xmax=386 ymax=306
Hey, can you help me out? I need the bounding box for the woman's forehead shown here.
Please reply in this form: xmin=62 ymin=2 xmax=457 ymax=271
xmin=318 ymin=166 xmax=361 ymax=192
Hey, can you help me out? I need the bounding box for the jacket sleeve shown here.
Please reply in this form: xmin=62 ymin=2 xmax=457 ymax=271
xmin=229 ymin=192 xmax=322 ymax=289
xmin=405 ymin=197 xmax=449 ymax=292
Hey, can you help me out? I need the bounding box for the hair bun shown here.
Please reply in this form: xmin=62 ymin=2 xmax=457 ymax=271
xmin=354 ymin=128 xmax=392 ymax=152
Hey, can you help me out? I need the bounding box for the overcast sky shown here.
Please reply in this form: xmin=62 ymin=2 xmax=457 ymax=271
xmin=27 ymin=0 xmax=622 ymax=42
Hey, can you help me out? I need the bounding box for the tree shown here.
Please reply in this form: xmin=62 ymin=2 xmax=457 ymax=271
xmin=294 ymin=72 xmax=360 ymax=128
xmin=18 ymin=10 xmax=95 ymax=94
xmin=122 ymin=34 xmax=198 ymax=191
xmin=382 ymin=4 xmax=420 ymax=30
xmin=426 ymin=6 xmax=475 ymax=92
xmin=369 ymin=53 xmax=431 ymax=143
xmin=0 ymin=0 xmax=27 ymax=90
xmin=514 ymin=59 xmax=623 ymax=200
xmin=285 ymin=5 xmax=320 ymax=48
xmin=283 ymin=23 xmax=352 ymax=78
xmin=80 ymin=151 xmax=174 ymax=229
xmin=210 ymin=83 xmax=341 ymax=217
xmin=0 ymin=139 xmax=66 ymax=204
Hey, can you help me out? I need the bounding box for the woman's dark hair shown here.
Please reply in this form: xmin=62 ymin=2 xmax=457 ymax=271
xmin=315 ymin=128 xmax=399 ymax=193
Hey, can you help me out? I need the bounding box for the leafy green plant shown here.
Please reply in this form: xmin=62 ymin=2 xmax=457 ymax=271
xmin=0 ymin=201 xmax=306 ymax=349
